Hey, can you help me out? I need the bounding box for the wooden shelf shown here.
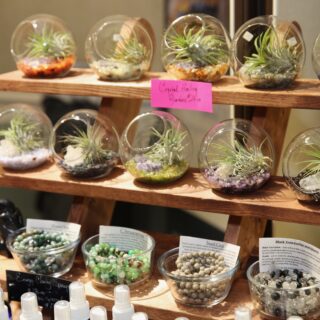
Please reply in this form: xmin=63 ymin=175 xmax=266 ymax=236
xmin=0 ymin=163 xmax=319 ymax=225
xmin=1 ymin=69 xmax=320 ymax=108
xmin=0 ymin=232 xmax=260 ymax=320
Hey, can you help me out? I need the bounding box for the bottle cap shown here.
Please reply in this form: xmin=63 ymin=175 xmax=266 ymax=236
xmin=0 ymin=288 xmax=9 ymax=320
xmin=20 ymin=292 xmax=43 ymax=320
xmin=112 ymin=285 xmax=134 ymax=320
xmin=69 ymin=281 xmax=90 ymax=320
xmin=235 ymin=306 xmax=252 ymax=320
xmin=90 ymin=306 xmax=107 ymax=320
xmin=54 ymin=300 xmax=71 ymax=320
xmin=131 ymin=312 xmax=148 ymax=320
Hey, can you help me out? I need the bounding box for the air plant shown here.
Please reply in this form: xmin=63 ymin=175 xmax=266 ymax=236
xmin=112 ymin=37 xmax=149 ymax=65
xmin=165 ymin=26 xmax=229 ymax=67
xmin=62 ymin=122 xmax=114 ymax=165
xmin=0 ymin=114 xmax=44 ymax=153
xmin=298 ymin=144 xmax=320 ymax=177
xmin=243 ymin=27 xmax=301 ymax=76
xmin=26 ymin=26 xmax=75 ymax=59
xmin=211 ymin=138 xmax=272 ymax=178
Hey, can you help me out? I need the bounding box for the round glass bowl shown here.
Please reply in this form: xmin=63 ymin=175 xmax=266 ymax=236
xmin=11 ymin=14 xmax=76 ymax=78
xmin=6 ymin=227 xmax=80 ymax=277
xmin=312 ymin=33 xmax=320 ymax=79
xmin=247 ymin=261 xmax=320 ymax=319
xmin=51 ymin=109 xmax=119 ymax=179
xmin=231 ymin=15 xmax=305 ymax=89
xmin=283 ymin=128 xmax=320 ymax=203
xmin=119 ymin=111 xmax=192 ymax=184
xmin=158 ymin=247 xmax=239 ymax=307
xmin=0 ymin=104 xmax=52 ymax=170
xmin=82 ymin=229 xmax=155 ymax=287
xmin=162 ymin=14 xmax=230 ymax=82
xmin=199 ymin=119 xmax=274 ymax=194
xmin=85 ymin=15 xmax=153 ymax=81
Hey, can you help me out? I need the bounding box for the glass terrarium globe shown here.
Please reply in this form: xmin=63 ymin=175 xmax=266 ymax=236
xmin=51 ymin=109 xmax=119 ymax=179
xmin=119 ymin=111 xmax=192 ymax=184
xmin=199 ymin=119 xmax=274 ymax=194
xmin=0 ymin=104 xmax=52 ymax=170
xmin=85 ymin=15 xmax=153 ymax=81
xmin=11 ymin=14 xmax=76 ymax=78
xmin=283 ymin=128 xmax=320 ymax=203
xmin=162 ymin=14 xmax=230 ymax=82
xmin=312 ymin=33 xmax=320 ymax=79
xmin=231 ymin=15 xmax=305 ymax=89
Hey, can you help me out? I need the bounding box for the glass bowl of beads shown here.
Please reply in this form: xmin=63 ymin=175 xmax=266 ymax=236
xmin=0 ymin=103 xmax=52 ymax=170
xmin=85 ymin=15 xmax=153 ymax=81
xmin=199 ymin=118 xmax=274 ymax=194
xmin=158 ymin=247 xmax=240 ymax=307
xmin=11 ymin=14 xmax=76 ymax=78
xmin=51 ymin=109 xmax=119 ymax=179
xmin=119 ymin=111 xmax=192 ymax=184
xmin=282 ymin=128 xmax=320 ymax=203
xmin=162 ymin=14 xmax=230 ymax=82
xmin=247 ymin=261 xmax=320 ymax=319
xmin=231 ymin=15 xmax=305 ymax=89
xmin=6 ymin=227 xmax=80 ymax=277
xmin=81 ymin=228 xmax=155 ymax=287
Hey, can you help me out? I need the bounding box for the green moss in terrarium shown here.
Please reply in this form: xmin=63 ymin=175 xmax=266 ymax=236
xmin=61 ymin=122 xmax=118 ymax=178
xmin=127 ymin=127 xmax=189 ymax=183
xmin=240 ymin=27 xmax=302 ymax=88
xmin=164 ymin=26 xmax=229 ymax=82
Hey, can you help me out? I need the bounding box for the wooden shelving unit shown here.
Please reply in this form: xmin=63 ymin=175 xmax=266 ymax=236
xmin=0 ymin=68 xmax=318 ymax=320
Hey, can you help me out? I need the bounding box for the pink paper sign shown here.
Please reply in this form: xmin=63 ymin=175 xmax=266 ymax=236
xmin=151 ymin=79 xmax=213 ymax=113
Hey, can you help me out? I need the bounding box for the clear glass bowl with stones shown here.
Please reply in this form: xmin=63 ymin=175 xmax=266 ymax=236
xmin=199 ymin=118 xmax=274 ymax=195
xmin=82 ymin=229 xmax=155 ymax=288
xmin=158 ymin=247 xmax=240 ymax=307
xmin=119 ymin=111 xmax=192 ymax=184
xmin=231 ymin=15 xmax=305 ymax=89
xmin=283 ymin=128 xmax=320 ymax=203
xmin=11 ymin=14 xmax=76 ymax=78
xmin=162 ymin=14 xmax=230 ymax=82
xmin=51 ymin=109 xmax=119 ymax=179
xmin=0 ymin=103 xmax=52 ymax=170
xmin=247 ymin=261 xmax=320 ymax=319
xmin=6 ymin=227 xmax=80 ymax=277
xmin=85 ymin=15 xmax=153 ymax=81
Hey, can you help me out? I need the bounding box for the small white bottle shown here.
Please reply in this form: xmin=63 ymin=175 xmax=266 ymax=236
xmin=131 ymin=312 xmax=148 ymax=320
xmin=112 ymin=285 xmax=134 ymax=320
xmin=54 ymin=300 xmax=71 ymax=320
xmin=69 ymin=281 xmax=90 ymax=320
xmin=0 ymin=288 xmax=9 ymax=320
xmin=19 ymin=292 xmax=43 ymax=320
xmin=234 ymin=306 xmax=252 ymax=320
xmin=90 ymin=306 xmax=108 ymax=320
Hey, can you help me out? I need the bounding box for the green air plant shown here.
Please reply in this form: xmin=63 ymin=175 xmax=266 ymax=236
xmin=62 ymin=123 xmax=112 ymax=165
xmin=298 ymin=144 xmax=320 ymax=177
xmin=0 ymin=114 xmax=44 ymax=153
xmin=211 ymin=138 xmax=272 ymax=178
xmin=147 ymin=127 xmax=188 ymax=166
xmin=112 ymin=37 xmax=149 ymax=65
xmin=165 ymin=26 xmax=229 ymax=67
xmin=26 ymin=26 xmax=74 ymax=59
xmin=243 ymin=27 xmax=301 ymax=76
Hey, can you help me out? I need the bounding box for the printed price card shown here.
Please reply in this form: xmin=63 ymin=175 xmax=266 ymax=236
xmin=151 ymin=79 xmax=213 ymax=113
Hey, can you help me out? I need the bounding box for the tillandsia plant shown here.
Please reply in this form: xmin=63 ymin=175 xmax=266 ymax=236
xmin=17 ymin=26 xmax=75 ymax=77
xmin=0 ymin=114 xmax=50 ymax=170
xmin=204 ymin=138 xmax=272 ymax=194
xmin=239 ymin=27 xmax=302 ymax=88
xmin=60 ymin=122 xmax=118 ymax=179
xmin=126 ymin=127 xmax=189 ymax=184
xmin=164 ymin=25 xmax=229 ymax=82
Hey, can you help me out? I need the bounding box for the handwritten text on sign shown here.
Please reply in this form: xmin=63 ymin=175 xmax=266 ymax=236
xmin=151 ymin=79 xmax=213 ymax=113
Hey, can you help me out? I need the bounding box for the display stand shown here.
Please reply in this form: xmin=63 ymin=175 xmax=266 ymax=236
xmin=0 ymin=69 xmax=320 ymax=319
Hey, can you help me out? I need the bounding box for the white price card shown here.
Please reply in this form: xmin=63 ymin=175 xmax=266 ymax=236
xmin=259 ymin=238 xmax=320 ymax=278
xmin=26 ymin=219 xmax=81 ymax=241
xmin=99 ymin=226 xmax=153 ymax=252
xmin=179 ymin=236 xmax=240 ymax=268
